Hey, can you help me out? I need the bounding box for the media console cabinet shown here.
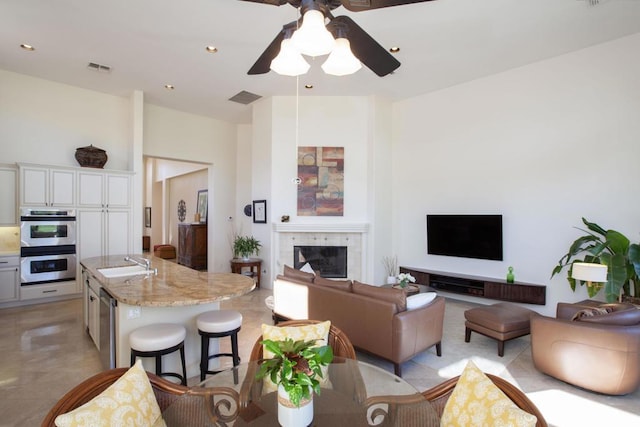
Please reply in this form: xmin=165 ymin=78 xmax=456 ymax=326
xmin=399 ymin=266 xmax=546 ymax=305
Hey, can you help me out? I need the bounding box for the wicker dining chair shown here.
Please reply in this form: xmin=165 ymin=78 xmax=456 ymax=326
xmin=41 ymin=368 xmax=190 ymax=427
xmin=422 ymin=372 xmax=548 ymax=427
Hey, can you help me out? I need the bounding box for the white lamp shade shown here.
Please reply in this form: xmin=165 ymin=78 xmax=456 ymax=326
xmin=321 ymin=37 xmax=362 ymax=76
xmin=291 ymin=10 xmax=335 ymax=57
xmin=270 ymin=39 xmax=310 ymax=76
xmin=571 ymin=262 xmax=608 ymax=283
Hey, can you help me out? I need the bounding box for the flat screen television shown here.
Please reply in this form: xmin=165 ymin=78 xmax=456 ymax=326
xmin=426 ymin=214 xmax=503 ymax=261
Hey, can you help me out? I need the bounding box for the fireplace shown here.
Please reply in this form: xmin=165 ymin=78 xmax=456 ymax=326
xmin=294 ymin=246 xmax=347 ymax=278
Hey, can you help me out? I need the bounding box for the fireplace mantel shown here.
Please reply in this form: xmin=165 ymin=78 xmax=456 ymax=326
xmin=273 ymin=223 xmax=369 ymax=233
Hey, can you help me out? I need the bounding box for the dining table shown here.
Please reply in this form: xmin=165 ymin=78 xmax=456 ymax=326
xmin=157 ymin=357 xmax=440 ymax=426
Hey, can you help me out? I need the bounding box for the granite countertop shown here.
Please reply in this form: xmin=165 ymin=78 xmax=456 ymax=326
xmin=80 ymin=254 xmax=256 ymax=307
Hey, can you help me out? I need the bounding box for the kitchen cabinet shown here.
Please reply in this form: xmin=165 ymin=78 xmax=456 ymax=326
xmin=20 ymin=280 xmax=77 ymax=300
xmin=84 ymin=269 xmax=101 ymax=348
xmin=0 ymin=165 xmax=18 ymax=225
xmin=19 ymin=164 xmax=76 ymax=207
xmin=77 ymin=208 xmax=131 ymax=261
xmin=77 ymin=171 xmax=131 ymax=208
xmin=0 ymin=256 xmax=19 ymax=303
xmin=178 ymin=223 xmax=207 ymax=270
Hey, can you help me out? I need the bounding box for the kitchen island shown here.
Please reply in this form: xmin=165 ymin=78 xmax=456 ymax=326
xmin=80 ymin=255 xmax=255 ymax=381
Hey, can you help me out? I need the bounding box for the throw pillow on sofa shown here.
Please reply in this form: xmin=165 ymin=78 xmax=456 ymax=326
xmin=352 ymin=281 xmax=407 ymax=312
xmin=314 ymin=276 xmax=352 ymax=292
xmin=283 ymin=265 xmax=315 ymax=283
xmin=406 ymin=292 xmax=437 ymax=310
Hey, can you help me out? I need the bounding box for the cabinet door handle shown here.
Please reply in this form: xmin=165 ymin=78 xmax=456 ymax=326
xmin=43 ymin=290 xmax=58 ymax=294
xmin=89 ymin=295 xmax=95 ymax=301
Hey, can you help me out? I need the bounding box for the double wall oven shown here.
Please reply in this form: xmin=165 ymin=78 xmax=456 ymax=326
xmin=20 ymin=208 xmax=77 ymax=286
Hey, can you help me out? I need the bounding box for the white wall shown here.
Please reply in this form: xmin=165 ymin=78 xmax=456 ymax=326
xmin=392 ymin=34 xmax=640 ymax=315
xmin=0 ymin=69 xmax=131 ymax=170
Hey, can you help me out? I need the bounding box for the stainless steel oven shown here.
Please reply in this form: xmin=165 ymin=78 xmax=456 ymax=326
xmin=20 ymin=208 xmax=77 ymax=286
xmin=20 ymin=246 xmax=77 ymax=284
xmin=20 ymin=208 xmax=76 ymax=247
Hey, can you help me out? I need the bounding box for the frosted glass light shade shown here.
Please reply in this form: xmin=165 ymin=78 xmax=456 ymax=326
xmin=270 ymin=39 xmax=310 ymax=76
xmin=291 ymin=10 xmax=335 ymax=57
xmin=571 ymin=262 xmax=608 ymax=283
xmin=321 ymin=37 xmax=362 ymax=76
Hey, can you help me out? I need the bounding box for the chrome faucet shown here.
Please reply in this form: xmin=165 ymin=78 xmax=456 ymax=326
xmin=124 ymin=256 xmax=150 ymax=270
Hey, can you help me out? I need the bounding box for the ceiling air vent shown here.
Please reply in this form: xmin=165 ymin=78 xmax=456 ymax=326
xmin=87 ymin=62 xmax=112 ymax=73
xmin=228 ymin=91 xmax=262 ymax=105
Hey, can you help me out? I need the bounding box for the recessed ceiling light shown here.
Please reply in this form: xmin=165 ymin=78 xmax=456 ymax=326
xmin=304 ymin=84 xmax=313 ymax=89
xmin=20 ymin=44 xmax=35 ymax=51
xmin=390 ymin=47 xmax=400 ymax=53
xmin=164 ymin=84 xmax=175 ymax=90
xmin=205 ymin=46 xmax=218 ymax=53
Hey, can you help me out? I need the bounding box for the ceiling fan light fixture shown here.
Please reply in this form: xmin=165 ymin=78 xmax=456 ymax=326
xmin=270 ymin=38 xmax=310 ymax=76
xmin=291 ymin=9 xmax=335 ymax=57
xmin=321 ymin=37 xmax=362 ymax=76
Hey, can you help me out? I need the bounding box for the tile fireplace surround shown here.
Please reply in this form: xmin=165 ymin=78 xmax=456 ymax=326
xmin=273 ymin=223 xmax=369 ymax=282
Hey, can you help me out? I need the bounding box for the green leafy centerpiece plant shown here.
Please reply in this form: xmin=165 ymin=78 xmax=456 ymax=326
xmin=233 ymin=235 xmax=261 ymax=260
xmin=551 ymin=217 xmax=640 ymax=302
xmin=256 ymin=338 xmax=333 ymax=406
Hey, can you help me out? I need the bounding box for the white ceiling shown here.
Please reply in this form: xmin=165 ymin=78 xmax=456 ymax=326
xmin=1 ymin=0 xmax=639 ymax=124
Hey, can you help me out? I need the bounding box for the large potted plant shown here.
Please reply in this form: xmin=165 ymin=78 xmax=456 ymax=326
xmin=256 ymin=338 xmax=333 ymax=427
xmin=551 ymin=217 xmax=640 ymax=303
xmin=233 ymin=235 xmax=261 ymax=260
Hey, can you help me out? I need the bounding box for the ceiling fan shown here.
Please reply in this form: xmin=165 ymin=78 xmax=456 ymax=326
xmin=242 ymin=0 xmax=436 ymax=77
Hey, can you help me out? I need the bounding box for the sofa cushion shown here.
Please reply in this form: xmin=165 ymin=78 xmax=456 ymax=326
xmin=352 ymin=281 xmax=406 ymax=312
xmin=314 ymin=276 xmax=352 ymax=292
xmin=572 ymin=304 xmax=640 ymax=326
xmin=440 ymin=360 xmax=537 ymax=427
xmin=283 ymin=265 xmax=315 ymax=283
xmin=406 ymin=292 xmax=437 ymax=310
xmin=55 ymin=360 xmax=165 ymax=427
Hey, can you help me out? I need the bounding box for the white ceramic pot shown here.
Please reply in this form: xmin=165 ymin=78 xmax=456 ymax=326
xmin=277 ymin=384 xmax=313 ymax=427
xmin=387 ymin=276 xmax=396 ymax=284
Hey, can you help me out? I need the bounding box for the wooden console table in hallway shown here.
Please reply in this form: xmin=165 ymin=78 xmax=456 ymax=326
xmin=230 ymin=258 xmax=262 ymax=288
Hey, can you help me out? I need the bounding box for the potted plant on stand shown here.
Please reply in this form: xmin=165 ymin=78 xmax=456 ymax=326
xmin=233 ymin=235 xmax=261 ymax=260
xmin=551 ymin=217 xmax=640 ymax=303
xmin=256 ymin=338 xmax=333 ymax=427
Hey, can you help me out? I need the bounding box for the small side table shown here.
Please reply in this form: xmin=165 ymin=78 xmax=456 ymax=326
xmin=230 ymin=258 xmax=262 ymax=289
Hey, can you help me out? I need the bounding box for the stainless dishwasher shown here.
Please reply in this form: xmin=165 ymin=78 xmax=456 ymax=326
xmin=99 ymin=288 xmax=117 ymax=369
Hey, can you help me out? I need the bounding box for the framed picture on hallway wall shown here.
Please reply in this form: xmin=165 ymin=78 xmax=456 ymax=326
xmin=253 ymin=200 xmax=267 ymax=224
xmin=197 ymin=190 xmax=207 ymax=223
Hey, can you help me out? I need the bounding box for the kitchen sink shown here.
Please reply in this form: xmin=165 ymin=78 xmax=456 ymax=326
xmin=97 ymin=265 xmax=153 ymax=278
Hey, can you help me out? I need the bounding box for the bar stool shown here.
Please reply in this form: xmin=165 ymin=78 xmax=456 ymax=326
xmin=129 ymin=323 xmax=187 ymax=385
xmin=197 ymin=310 xmax=242 ymax=381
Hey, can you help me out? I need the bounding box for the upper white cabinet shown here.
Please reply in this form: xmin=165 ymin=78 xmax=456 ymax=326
xmin=20 ymin=165 xmax=75 ymax=207
xmin=0 ymin=165 xmax=17 ymax=225
xmin=78 ymin=171 xmax=131 ymax=208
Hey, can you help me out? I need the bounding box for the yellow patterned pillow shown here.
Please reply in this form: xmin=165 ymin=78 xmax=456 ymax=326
xmin=440 ymin=361 xmax=537 ymax=427
xmin=261 ymin=321 xmax=331 ymax=393
xmin=55 ymin=360 xmax=165 ymax=427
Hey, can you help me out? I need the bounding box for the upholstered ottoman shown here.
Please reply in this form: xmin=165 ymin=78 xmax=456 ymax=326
xmin=154 ymin=244 xmax=176 ymax=259
xmin=464 ymin=302 xmax=534 ymax=356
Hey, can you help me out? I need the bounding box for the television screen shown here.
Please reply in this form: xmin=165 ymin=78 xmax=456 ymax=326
xmin=426 ymin=214 xmax=503 ymax=261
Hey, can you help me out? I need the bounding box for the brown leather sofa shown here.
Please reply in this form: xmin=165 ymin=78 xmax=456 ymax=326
xmin=530 ymin=300 xmax=640 ymax=395
xmin=272 ymin=268 xmax=445 ymax=377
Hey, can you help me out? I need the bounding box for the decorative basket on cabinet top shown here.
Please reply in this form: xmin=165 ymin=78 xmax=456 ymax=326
xmin=75 ymin=144 xmax=108 ymax=168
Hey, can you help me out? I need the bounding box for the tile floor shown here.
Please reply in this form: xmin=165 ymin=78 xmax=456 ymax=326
xmin=0 ymin=289 xmax=638 ymax=426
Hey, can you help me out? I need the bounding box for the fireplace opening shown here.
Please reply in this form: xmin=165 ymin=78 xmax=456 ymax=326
xmin=294 ymin=246 xmax=347 ymax=278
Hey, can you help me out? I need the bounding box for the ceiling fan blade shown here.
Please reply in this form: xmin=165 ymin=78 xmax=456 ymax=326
xmin=329 ymin=15 xmax=399 ymax=77
xmin=340 ymin=0 xmax=435 ymax=12
xmin=239 ymin=0 xmax=290 ymax=6
xmin=247 ymin=22 xmax=298 ymax=75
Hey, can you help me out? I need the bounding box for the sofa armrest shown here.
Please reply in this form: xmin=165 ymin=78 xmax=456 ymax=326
xmin=392 ymin=296 xmax=445 ymax=363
